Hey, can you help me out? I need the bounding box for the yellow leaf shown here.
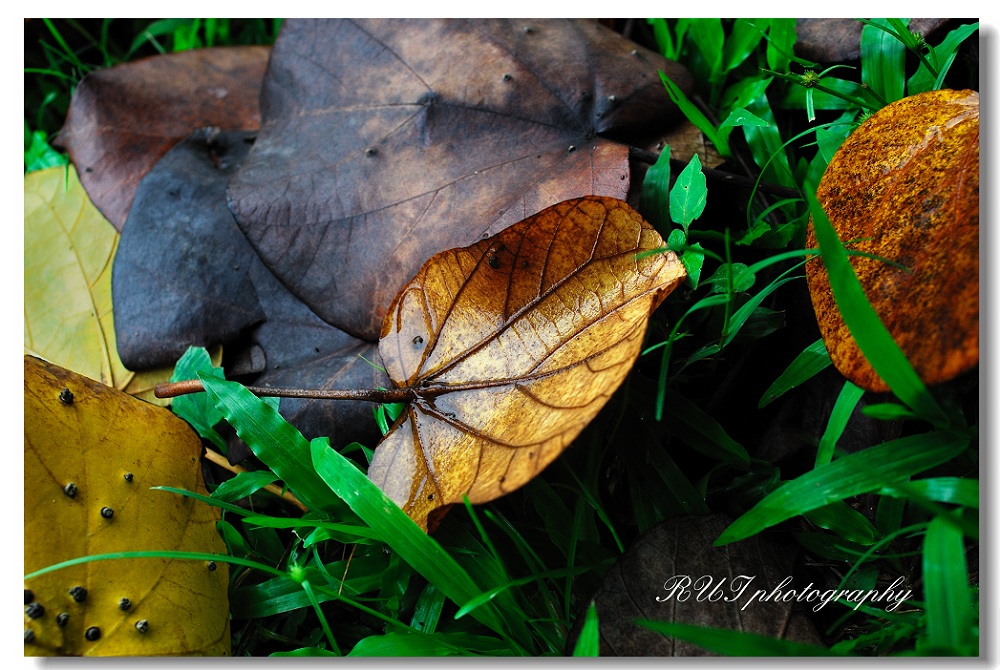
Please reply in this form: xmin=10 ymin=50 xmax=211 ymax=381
xmin=24 ymin=165 xmax=176 ymax=404
xmin=24 ymin=356 xmax=230 ymax=656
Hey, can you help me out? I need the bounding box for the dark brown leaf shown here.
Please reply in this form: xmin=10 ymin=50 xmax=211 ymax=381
xmin=794 ymin=18 xmax=948 ymax=63
xmin=112 ymin=128 xmax=388 ymax=452
xmin=570 ymin=514 xmax=823 ymax=656
xmin=368 ymin=196 xmax=686 ymax=531
xmin=228 ymin=19 xmax=692 ymax=340
xmin=57 ymin=46 xmax=269 ymax=231
xmin=807 ymin=89 xmax=979 ymax=391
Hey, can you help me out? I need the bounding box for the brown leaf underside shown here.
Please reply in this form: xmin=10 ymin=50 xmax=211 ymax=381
xmin=368 ymin=196 xmax=686 ymax=530
xmin=807 ymin=89 xmax=979 ymax=392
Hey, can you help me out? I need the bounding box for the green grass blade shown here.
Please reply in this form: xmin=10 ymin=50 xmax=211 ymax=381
xmin=815 ymin=381 xmax=865 ymax=467
xmin=907 ymin=22 xmax=979 ymax=95
xmin=716 ymin=431 xmax=968 ymax=545
xmin=759 ymin=338 xmax=831 ymax=408
xmin=308 ymin=439 xmax=516 ymax=645
xmin=151 ymin=485 xmax=256 ymax=517
xmin=722 ymin=18 xmax=766 ymax=74
xmin=639 ymin=144 xmax=671 ymax=230
xmin=572 ymin=602 xmax=599 ymax=656
xmin=861 ymin=19 xmax=906 ymax=105
xmin=880 ymin=478 xmax=979 ymax=509
xmin=636 ymin=620 xmax=836 ymax=656
xmin=659 ymin=72 xmax=725 ymax=154
xmin=803 ymin=501 xmax=879 ymax=546
xmin=210 ymin=470 xmax=280 ymax=503
xmin=663 ymin=389 xmax=750 ymax=465
xmin=921 ymin=513 xmax=976 ymax=653
xmin=807 ymin=192 xmax=950 ymax=428
xmin=200 ymin=376 xmax=343 ymax=514
xmin=25 ymin=550 xmax=284 ymax=581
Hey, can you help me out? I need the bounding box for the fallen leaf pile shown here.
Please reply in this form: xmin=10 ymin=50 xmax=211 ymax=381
xmin=58 ymin=18 xmax=692 ymax=450
xmin=24 ymin=356 xmax=229 ymax=656
xmin=806 ymin=89 xmax=979 ymax=391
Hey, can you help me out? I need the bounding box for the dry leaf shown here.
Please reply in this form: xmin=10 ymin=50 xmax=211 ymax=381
xmin=568 ymin=514 xmax=823 ymax=655
xmin=56 ymin=46 xmax=269 ymax=231
xmin=228 ymin=19 xmax=692 ymax=339
xmin=24 ymin=165 xmax=175 ymax=405
xmin=806 ymin=89 xmax=979 ymax=391
xmin=24 ymin=356 xmax=230 ymax=656
xmin=368 ymin=196 xmax=686 ymax=530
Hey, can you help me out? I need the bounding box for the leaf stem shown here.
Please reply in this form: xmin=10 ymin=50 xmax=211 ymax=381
xmin=155 ymin=379 xmax=415 ymax=403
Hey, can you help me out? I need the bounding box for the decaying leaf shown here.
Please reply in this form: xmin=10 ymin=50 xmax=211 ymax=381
xmin=111 ymin=128 xmax=388 ymax=450
xmin=367 ymin=196 xmax=686 ymax=530
xmin=56 ymin=46 xmax=270 ymax=231
xmin=806 ymin=89 xmax=979 ymax=392
xmin=568 ymin=514 xmax=823 ymax=655
xmin=24 ymin=356 xmax=229 ymax=656
xmin=24 ymin=165 xmax=174 ymax=405
xmin=228 ymin=19 xmax=692 ymax=340
xmin=794 ymin=19 xmax=947 ymax=63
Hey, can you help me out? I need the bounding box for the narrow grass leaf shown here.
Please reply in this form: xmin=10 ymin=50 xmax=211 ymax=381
xmin=230 ymin=558 xmax=386 ymax=618
xmin=210 ymin=470 xmax=280 ymax=503
xmin=411 ymin=583 xmax=446 ymax=633
xmin=151 ymin=485 xmax=257 ymax=517
xmin=716 ymin=431 xmax=968 ymax=545
xmin=659 ymin=72 xmax=724 ymax=154
xmin=807 ymin=193 xmax=950 ymax=427
xmin=663 ymin=388 xmax=750 ymax=465
xmin=240 ymin=515 xmax=384 ymax=543
xmin=636 ymin=620 xmax=836 ymax=656
xmin=308 ymin=439 xmax=514 ymax=642
xmin=907 ymin=22 xmax=979 ymax=95
xmin=880 ymin=478 xmax=979 ymax=509
xmin=722 ymin=274 xmax=801 ymax=348
xmin=348 ymin=632 xmax=512 ymax=656
xmin=572 ymin=602 xmax=599 ymax=656
xmin=804 ymin=501 xmax=879 ymax=546
xmin=200 ymin=375 xmax=342 ymax=514
xmin=861 ymin=19 xmax=906 ymax=105
xmin=454 ymin=566 xmax=590 ymax=619
xmin=759 ymin=338 xmax=831 ymax=408
xmin=922 ymin=513 xmax=975 ymax=652
xmin=639 ymin=144 xmax=671 ymax=230
xmin=723 ymin=19 xmax=766 ymax=73
xmin=815 ymin=381 xmax=865 ymax=467
xmin=862 ymin=403 xmax=918 ymax=421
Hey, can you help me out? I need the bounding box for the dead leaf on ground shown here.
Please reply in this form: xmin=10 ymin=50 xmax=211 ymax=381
xmin=367 ymin=196 xmax=686 ymax=531
xmin=56 ymin=46 xmax=269 ymax=231
xmin=794 ymin=19 xmax=948 ymax=63
xmin=24 ymin=165 xmax=174 ymax=405
xmin=228 ymin=19 xmax=692 ymax=340
xmin=111 ymin=129 xmax=389 ymax=451
xmin=24 ymin=356 xmax=230 ymax=656
xmin=806 ymin=89 xmax=979 ymax=392
xmin=568 ymin=513 xmax=823 ymax=656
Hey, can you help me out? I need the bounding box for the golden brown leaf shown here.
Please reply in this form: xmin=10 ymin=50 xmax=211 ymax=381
xmin=806 ymin=89 xmax=979 ymax=392
xmin=368 ymin=196 xmax=686 ymax=530
xmin=24 ymin=356 xmax=229 ymax=656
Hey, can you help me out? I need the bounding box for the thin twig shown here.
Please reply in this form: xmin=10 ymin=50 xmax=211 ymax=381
xmin=201 ymin=448 xmax=309 ymax=513
xmin=155 ymin=379 xmax=414 ymax=403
